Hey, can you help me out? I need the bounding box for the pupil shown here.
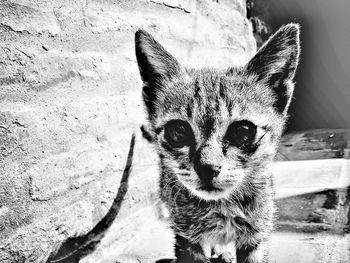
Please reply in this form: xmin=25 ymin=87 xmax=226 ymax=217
xmin=174 ymin=126 xmax=185 ymax=139
xmin=225 ymin=120 xmax=257 ymax=151
xmin=238 ymin=126 xmax=249 ymax=140
xmin=164 ymin=120 xmax=194 ymax=148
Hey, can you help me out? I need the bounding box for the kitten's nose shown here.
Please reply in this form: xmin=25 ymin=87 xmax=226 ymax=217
xmin=194 ymin=143 xmax=222 ymax=184
xmin=194 ymin=163 xmax=221 ymax=184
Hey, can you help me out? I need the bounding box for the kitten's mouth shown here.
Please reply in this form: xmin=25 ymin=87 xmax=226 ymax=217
xmin=198 ymin=183 xmax=223 ymax=192
xmin=192 ymin=182 xmax=230 ymax=200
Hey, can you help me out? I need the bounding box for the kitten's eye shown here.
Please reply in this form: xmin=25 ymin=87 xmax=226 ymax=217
xmin=225 ymin=120 xmax=257 ymax=150
xmin=164 ymin=120 xmax=193 ymax=148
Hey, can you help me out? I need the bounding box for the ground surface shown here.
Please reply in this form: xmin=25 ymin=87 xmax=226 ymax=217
xmin=80 ymin=202 xmax=350 ymax=263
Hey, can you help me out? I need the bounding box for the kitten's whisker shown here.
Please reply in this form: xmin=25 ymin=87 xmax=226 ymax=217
xmin=164 ymin=180 xmax=177 ymax=192
xmin=174 ymin=186 xmax=185 ymax=210
xmin=162 ymin=177 xmax=177 ymax=192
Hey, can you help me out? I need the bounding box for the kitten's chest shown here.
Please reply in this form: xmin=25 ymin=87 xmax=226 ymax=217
xmin=204 ymin=215 xmax=237 ymax=242
xmin=199 ymin=209 xmax=240 ymax=258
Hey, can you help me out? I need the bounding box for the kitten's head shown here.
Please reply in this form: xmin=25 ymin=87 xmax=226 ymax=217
xmin=135 ymin=24 xmax=300 ymax=200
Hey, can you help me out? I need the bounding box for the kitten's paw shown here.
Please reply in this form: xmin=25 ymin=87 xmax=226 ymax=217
xmin=220 ymin=252 xmax=236 ymax=263
xmin=213 ymin=242 xmax=236 ymax=263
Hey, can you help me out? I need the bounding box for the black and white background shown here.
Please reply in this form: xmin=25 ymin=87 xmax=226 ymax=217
xmin=0 ymin=0 xmax=349 ymax=262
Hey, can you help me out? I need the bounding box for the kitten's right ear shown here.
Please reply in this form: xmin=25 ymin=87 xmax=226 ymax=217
xmin=245 ymin=23 xmax=300 ymax=115
xmin=135 ymin=30 xmax=180 ymax=116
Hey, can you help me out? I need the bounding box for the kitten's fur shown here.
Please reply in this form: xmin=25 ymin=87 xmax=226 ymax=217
xmin=135 ymin=24 xmax=300 ymax=263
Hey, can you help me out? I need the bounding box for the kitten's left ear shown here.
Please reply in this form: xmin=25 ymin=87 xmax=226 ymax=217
xmin=135 ymin=30 xmax=180 ymax=84
xmin=135 ymin=30 xmax=181 ymax=117
xmin=245 ymin=23 xmax=301 ymax=114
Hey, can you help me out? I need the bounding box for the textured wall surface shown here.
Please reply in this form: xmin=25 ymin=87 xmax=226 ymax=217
xmin=0 ymin=0 xmax=256 ymax=262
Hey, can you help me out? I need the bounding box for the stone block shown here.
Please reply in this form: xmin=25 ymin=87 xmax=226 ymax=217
xmin=0 ymin=1 xmax=60 ymax=35
xmin=0 ymin=200 xmax=94 ymax=263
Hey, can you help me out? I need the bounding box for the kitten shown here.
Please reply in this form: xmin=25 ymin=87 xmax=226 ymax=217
xmin=135 ymin=24 xmax=300 ymax=263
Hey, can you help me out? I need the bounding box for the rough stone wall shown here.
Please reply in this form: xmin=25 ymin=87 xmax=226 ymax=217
xmin=0 ymin=0 xmax=256 ymax=262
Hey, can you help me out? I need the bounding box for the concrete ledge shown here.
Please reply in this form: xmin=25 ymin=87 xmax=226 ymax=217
xmin=272 ymin=159 xmax=350 ymax=199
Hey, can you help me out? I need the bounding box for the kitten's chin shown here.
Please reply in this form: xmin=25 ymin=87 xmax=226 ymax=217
xmin=178 ymin=177 xmax=238 ymax=200
xmin=186 ymin=185 xmax=233 ymax=201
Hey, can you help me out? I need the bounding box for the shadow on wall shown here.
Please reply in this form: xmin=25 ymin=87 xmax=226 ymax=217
xmin=46 ymin=133 xmax=136 ymax=263
xmin=266 ymin=0 xmax=350 ymax=131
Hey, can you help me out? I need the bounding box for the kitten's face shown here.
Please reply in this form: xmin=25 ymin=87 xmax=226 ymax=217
xmin=151 ymin=70 xmax=284 ymax=200
xmin=135 ymin=24 xmax=300 ymax=200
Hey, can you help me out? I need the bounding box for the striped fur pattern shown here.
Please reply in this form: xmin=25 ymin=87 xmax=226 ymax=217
xmin=135 ymin=24 xmax=300 ymax=263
